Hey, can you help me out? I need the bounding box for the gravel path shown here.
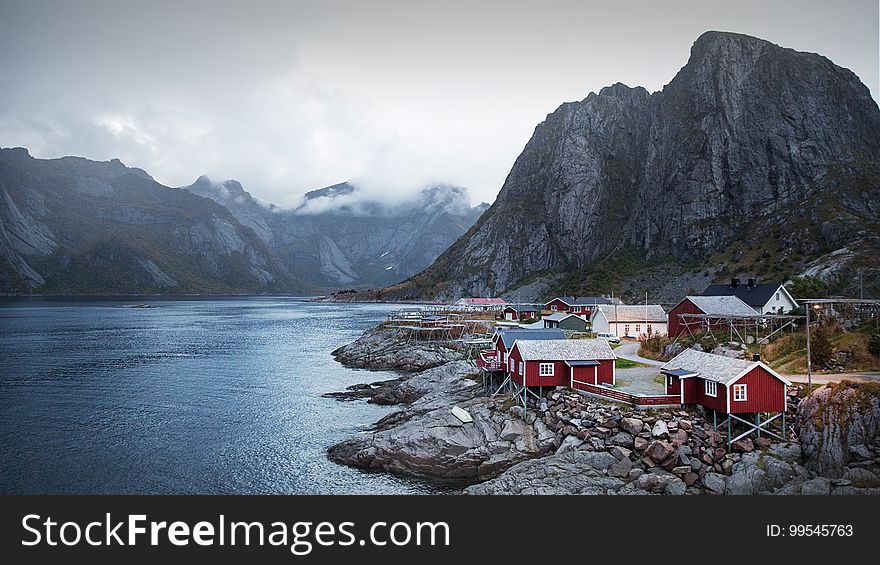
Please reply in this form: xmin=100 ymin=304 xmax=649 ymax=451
xmin=614 ymin=367 xmax=665 ymax=395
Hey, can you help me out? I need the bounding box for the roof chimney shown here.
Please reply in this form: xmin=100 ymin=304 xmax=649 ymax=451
xmin=731 ymin=277 xmax=740 ymax=288
xmin=747 ymin=278 xmax=756 ymax=289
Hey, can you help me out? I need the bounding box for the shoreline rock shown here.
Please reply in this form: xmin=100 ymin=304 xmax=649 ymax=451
xmin=331 ymin=323 xmax=465 ymax=372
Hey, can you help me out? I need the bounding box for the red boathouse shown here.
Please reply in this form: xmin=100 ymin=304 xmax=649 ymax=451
xmin=508 ymin=338 xmax=616 ymax=388
xmin=661 ymin=348 xmax=791 ymax=446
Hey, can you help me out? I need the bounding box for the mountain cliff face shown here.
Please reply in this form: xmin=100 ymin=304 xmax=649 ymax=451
xmin=0 ymin=149 xmax=301 ymax=294
xmin=185 ymin=178 xmax=488 ymax=289
xmin=391 ymin=31 xmax=880 ymax=302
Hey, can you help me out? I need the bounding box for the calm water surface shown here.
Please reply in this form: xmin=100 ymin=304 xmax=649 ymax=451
xmin=0 ymin=297 xmax=439 ymax=494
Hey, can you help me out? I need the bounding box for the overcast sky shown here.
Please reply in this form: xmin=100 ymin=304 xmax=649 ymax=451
xmin=1 ymin=0 xmax=877 ymax=206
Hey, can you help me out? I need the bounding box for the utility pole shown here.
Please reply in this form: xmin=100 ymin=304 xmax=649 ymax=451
xmin=805 ymin=301 xmax=812 ymax=392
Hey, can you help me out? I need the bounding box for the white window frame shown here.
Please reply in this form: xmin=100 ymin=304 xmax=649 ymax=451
xmin=705 ymin=380 xmax=717 ymax=397
xmin=539 ymin=362 xmax=554 ymax=377
xmin=508 ymin=357 xmax=513 ymax=372
xmin=573 ymin=306 xmax=581 ymax=313
xmin=624 ymin=324 xmax=630 ymax=335
xmin=733 ymin=384 xmax=748 ymax=402
xmin=775 ymin=292 xmax=780 ymax=301
xmin=635 ymin=324 xmax=641 ymax=333
xmin=667 ymin=375 xmax=674 ymax=387
xmin=550 ymin=304 xmax=558 ymax=311
xmin=519 ymin=362 xmax=524 ymax=376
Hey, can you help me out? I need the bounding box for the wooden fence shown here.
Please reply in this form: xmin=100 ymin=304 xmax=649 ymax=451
xmin=572 ymin=381 xmax=680 ymax=408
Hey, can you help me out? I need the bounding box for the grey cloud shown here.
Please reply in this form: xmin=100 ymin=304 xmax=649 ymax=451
xmin=1 ymin=0 xmax=877 ymax=207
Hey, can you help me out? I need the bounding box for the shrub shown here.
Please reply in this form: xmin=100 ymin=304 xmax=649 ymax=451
xmin=810 ymin=326 xmax=835 ymax=369
xmin=869 ymin=332 xmax=880 ymax=358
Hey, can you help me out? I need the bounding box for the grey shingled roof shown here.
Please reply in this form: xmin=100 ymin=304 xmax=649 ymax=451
xmin=684 ymin=295 xmax=758 ymax=317
xmin=542 ymin=312 xmax=581 ymax=322
xmin=593 ymin=304 xmax=667 ymax=322
xmin=514 ymin=338 xmax=616 ymax=361
xmin=498 ymin=328 xmax=565 ymax=350
xmin=506 ymin=304 xmax=542 ymax=313
xmin=661 ymin=348 xmax=790 ymax=385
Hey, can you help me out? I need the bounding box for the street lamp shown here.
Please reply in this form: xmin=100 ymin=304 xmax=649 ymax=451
xmin=805 ymin=303 xmax=821 ymax=392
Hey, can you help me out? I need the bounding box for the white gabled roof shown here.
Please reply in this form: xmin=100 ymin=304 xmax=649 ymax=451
xmin=514 ymin=338 xmax=616 ymax=361
xmin=661 ymin=348 xmax=791 ymax=386
xmin=684 ymin=295 xmax=758 ymax=317
xmin=593 ymin=304 xmax=666 ymax=322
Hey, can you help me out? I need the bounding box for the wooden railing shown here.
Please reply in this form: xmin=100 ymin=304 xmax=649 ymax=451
xmin=476 ymin=351 xmax=502 ymax=371
xmin=572 ymin=381 xmax=680 ymax=407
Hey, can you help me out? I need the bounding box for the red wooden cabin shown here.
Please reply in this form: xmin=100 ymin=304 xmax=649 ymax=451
xmin=501 ymin=305 xmax=541 ymax=321
xmin=543 ymin=296 xmax=614 ymax=318
xmin=482 ymin=328 xmax=565 ymax=370
xmin=508 ymin=338 xmax=616 ymax=388
xmin=666 ymin=295 xmax=758 ymax=338
xmin=661 ymin=349 xmax=790 ymax=414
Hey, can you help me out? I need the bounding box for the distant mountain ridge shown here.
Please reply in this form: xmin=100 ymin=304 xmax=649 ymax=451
xmin=0 ymin=149 xmax=487 ymax=294
xmin=0 ymin=148 xmax=300 ymax=294
xmin=385 ymin=31 xmax=880 ymax=302
xmin=185 ymin=177 xmax=488 ymax=289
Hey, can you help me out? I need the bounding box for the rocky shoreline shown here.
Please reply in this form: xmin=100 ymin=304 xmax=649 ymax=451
xmin=327 ymin=324 xmax=880 ymax=495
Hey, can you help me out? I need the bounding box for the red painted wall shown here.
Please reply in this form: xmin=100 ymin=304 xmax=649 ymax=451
xmin=667 ymin=298 xmax=703 ymax=338
xmin=544 ymin=299 xmax=570 ymax=313
xmin=682 ymin=377 xmax=727 ymax=412
xmin=570 ymin=365 xmax=597 ymax=387
xmin=667 ymin=298 xmax=733 ymax=338
xmin=596 ymin=359 xmax=614 ymax=385
xmin=508 ymin=345 xmax=524 ymax=385
xmin=665 ymin=375 xmax=681 ymax=396
xmin=728 ymin=367 xmax=786 ymax=413
xmin=524 ymin=360 xmax=570 ymax=387
xmin=681 ymin=369 xmax=785 ymax=413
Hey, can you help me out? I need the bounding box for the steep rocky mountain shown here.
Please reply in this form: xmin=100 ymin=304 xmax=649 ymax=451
xmin=185 ymin=177 xmax=488 ymax=289
xmin=0 ymin=148 xmax=303 ymax=294
xmin=387 ymin=31 xmax=880 ymax=303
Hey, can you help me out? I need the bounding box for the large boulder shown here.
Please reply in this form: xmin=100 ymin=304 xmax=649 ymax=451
xmin=465 ymin=451 xmax=624 ymax=495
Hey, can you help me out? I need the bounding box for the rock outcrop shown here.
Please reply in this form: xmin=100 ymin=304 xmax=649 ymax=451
xmin=331 ymin=323 xmax=466 ymax=372
xmin=327 ymin=362 xmax=557 ymax=480
xmin=389 ymin=31 xmax=880 ymax=302
xmin=797 ymin=381 xmax=880 ymax=478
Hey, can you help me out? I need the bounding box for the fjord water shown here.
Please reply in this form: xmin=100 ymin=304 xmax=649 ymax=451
xmin=0 ymin=297 xmax=436 ymax=494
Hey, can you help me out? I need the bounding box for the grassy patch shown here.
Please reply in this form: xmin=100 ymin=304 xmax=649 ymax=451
xmin=616 ymin=358 xmax=648 ymax=369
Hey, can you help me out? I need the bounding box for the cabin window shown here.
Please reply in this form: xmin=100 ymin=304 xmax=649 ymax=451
xmin=647 ymin=324 xmax=652 ymax=333
xmin=573 ymin=306 xmax=581 ymax=313
xmin=733 ymin=384 xmax=748 ymax=401
xmin=519 ymin=362 xmax=524 ymax=377
xmin=667 ymin=375 xmax=673 ymax=387
xmin=635 ymin=324 xmax=641 ymax=333
xmin=624 ymin=324 xmax=630 ymax=335
xmin=776 ymin=292 xmax=780 ymax=301
xmin=551 ymin=305 xmax=558 ymax=311
xmin=705 ymin=380 xmax=717 ymax=397
xmin=539 ymin=363 xmax=554 ymax=377
xmin=508 ymin=358 xmax=513 ymax=372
